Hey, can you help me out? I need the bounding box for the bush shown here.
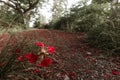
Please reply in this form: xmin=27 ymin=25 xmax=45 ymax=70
xmin=87 ymin=22 xmax=120 ymax=55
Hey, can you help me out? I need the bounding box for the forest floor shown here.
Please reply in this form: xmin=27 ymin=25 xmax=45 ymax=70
xmin=0 ymin=29 xmax=120 ymax=80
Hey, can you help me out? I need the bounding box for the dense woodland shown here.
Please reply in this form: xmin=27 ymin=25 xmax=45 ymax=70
xmin=0 ymin=0 xmax=120 ymax=79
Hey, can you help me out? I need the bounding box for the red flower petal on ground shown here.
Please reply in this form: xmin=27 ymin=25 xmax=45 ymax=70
xmin=34 ymin=69 xmax=40 ymax=73
xmin=37 ymin=63 xmax=42 ymax=67
xmin=24 ymin=53 xmax=31 ymax=59
xmin=38 ymin=58 xmax=52 ymax=67
xmin=92 ymin=59 xmax=97 ymax=63
xmin=36 ymin=42 xmax=44 ymax=47
xmin=14 ymin=48 xmax=21 ymax=55
xmin=105 ymin=73 xmax=109 ymax=78
xmin=48 ymin=46 xmax=55 ymax=54
xmin=61 ymin=71 xmax=67 ymax=77
xmin=17 ymin=56 xmax=25 ymax=62
xmin=68 ymin=71 xmax=76 ymax=77
xmin=0 ymin=61 xmax=6 ymax=67
xmin=49 ymin=69 xmax=53 ymax=73
xmin=86 ymin=55 xmax=91 ymax=58
xmin=24 ymin=53 xmax=38 ymax=63
xmin=75 ymin=65 xmax=81 ymax=69
xmin=112 ymin=70 xmax=119 ymax=75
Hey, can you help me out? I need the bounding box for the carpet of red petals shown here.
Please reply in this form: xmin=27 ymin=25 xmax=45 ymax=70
xmin=0 ymin=29 xmax=120 ymax=80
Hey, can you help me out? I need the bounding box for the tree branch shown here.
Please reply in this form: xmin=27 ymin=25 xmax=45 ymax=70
xmin=23 ymin=0 xmax=40 ymax=14
xmin=0 ymin=0 xmax=16 ymax=10
xmin=0 ymin=0 xmax=40 ymax=14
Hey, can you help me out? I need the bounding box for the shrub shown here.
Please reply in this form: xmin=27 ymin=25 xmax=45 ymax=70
xmin=87 ymin=22 xmax=120 ymax=55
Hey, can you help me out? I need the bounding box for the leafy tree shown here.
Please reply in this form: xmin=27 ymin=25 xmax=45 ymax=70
xmin=0 ymin=0 xmax=45 ymax=29
xmin=52 ymin=0 xmax=68 ymax=22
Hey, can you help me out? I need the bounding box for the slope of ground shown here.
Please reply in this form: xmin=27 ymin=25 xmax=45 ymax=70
xmin=0 ymin=29 xmax=120 ymax=80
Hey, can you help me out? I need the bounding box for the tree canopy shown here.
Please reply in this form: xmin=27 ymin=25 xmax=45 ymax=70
xmin=0 ymin=0 xmax=45 ymax=29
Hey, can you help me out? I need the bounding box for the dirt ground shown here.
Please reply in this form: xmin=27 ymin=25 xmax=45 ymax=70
xmin=0 ymin=29 xmax=120 ymax=80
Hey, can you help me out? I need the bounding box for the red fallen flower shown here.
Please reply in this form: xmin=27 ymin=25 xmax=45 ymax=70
xmin=34 ymin=69 xmax=40 ymax=73
xmin=61 ymin=71 xmax=67 ymax=77
xmin=86 ymin=55 xmax=91 ymax=58
xmin=36 ymin=42 xmax=44 ymax=47
xmin=92 ymin=59 xmax=97 ymax=63
xmin=49 ymin=69 xmax=53 ymax=73
xmin=17 ymin=56 xmax=25 ymax=62
xmin=14 ymin=48 xmax=21 ymax=55
xmin=37 ymin=58 xmax=52 ymax=67
xmin=24 ymin=53 xmax=38 ymax=63
xmin=37 ymin=63 xmax=42 ymax=67
xmin=0 ymin=61 xmax=6 ymax=67
xmin=105 ymin=73 xmax=109 ymax=78
xmin=85 ymin=70 xmax=92 ymax=73
xmin=112 ymin=70 xmax=119 ymax=75
xmin=48 ymin=46 xmax=55 ymax=54
xmin=68 ymin=71 xmax=76 ymax=77
xmin=75 ymin=65 xmax=81 ymax=69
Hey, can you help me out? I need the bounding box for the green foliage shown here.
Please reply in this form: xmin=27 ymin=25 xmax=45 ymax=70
xmin=51 ymin=17 xmax=68 ymax=30
xmin=51 ymin=2 xmax=109 ymax=32
xmin=86 ymin=1 xmax=120 ymax=55
xmin=0 ymin=0 xmax=45 ymax=29
xmin=50 ymin=0 xmax=120 ymax=55
xmin=87 ymin=22 xmax=120 ymax=55
xmin=92 ymin=0 xmax=112 ymax=4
